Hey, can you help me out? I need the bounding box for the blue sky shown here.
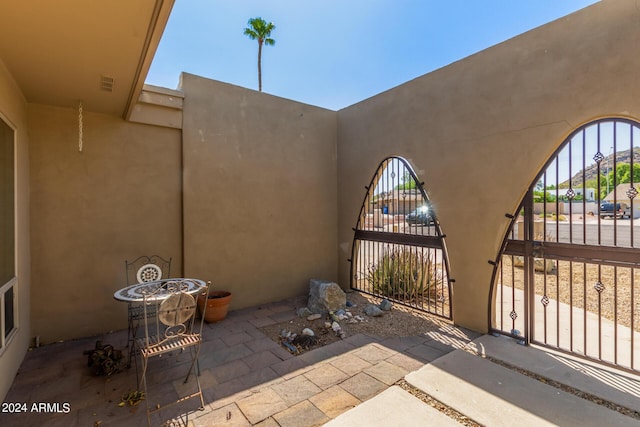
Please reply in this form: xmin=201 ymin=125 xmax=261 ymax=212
xmin=146 ymin=0 xmax=599 ymax=111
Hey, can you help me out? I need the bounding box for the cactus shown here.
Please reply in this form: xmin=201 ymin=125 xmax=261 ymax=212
xmin=365 ymin=247 xmax=443 ymax=302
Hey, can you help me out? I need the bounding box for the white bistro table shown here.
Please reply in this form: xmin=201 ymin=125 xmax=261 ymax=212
xmin=114 ymin=278 xmax=207 ymax=367
xmin=113 ymin=278 xmax=207 ymax=302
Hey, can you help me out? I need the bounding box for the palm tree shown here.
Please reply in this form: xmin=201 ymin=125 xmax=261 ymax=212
xmin=243 ymin=17 xmax=276 ymax=92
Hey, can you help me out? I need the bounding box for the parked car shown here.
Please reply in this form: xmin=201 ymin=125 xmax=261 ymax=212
xmin=600 ymin=202 xmax=629 ymax=219
xmin=405 ymin=205 xmax=434 ymax=225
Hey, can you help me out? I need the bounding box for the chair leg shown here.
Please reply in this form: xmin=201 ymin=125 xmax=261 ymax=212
xmin=180 ymin=346 xmax=205 ymax=410
xmin=126 ymin=312 xmax=141 ymax=369
xmin=139 ymin=355 xmax=152 ymax=427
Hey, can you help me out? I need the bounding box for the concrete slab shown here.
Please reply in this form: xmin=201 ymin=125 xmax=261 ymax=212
xmin=405 ymin=348 xmax=640 ymax=427
xmin=471 ymin=334 xmax=640 ymax=414
xmin=323 ymin=386 xmax=461 ymax=427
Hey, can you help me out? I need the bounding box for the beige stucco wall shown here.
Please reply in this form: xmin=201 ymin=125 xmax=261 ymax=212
xmin=337 ymin=0 xmax=640 ymax=332
xmin=0 ymin=59 xmax=31 ymax=401
xmin=28 ymin=104 xmax=182 ymax=343
xmin=180 ymin=74 xmax=338 ymax=309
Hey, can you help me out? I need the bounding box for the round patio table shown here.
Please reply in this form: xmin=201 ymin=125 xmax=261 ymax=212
xmin=113 ymin=278 xmax=207 ymax=302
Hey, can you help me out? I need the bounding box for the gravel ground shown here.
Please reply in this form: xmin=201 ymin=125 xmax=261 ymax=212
xmin=259 ymin=290 xmax=450 ymax=355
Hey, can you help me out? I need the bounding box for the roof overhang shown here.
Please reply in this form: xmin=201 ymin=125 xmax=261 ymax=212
xmin=0 ymin=0 xmax=174 ymax=119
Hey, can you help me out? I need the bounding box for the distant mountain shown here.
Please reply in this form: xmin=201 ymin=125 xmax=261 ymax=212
xmin=560 ymin=147 xmax=640 ymax=188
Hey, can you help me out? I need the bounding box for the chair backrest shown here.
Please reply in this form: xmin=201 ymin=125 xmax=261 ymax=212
xmin=125 ymin=255 xmax=172 ymax=285
xmin=140 ymin=279 xmax=208 ymax=350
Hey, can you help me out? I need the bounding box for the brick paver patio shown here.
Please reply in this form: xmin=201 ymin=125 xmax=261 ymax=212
xmin=0 ymin=295 xmax=480 ymax=426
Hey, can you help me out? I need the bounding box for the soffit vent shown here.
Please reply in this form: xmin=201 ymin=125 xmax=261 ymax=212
xmin=100 ymin=75 xmax=115 ymax=92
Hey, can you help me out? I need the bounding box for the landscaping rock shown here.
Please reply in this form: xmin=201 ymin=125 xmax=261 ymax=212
xmin=379 ymin=299 xmax=393 ymax=311
xmin=364 ymin=304 xmax=384 ymax=317
xmin=307 ymin=313 xmax=322 ymax=321
xmin=331 ymin=321 xmax=346 ymax=339
xmin=307 ymin=279 xmax=346 ymax=314
xmin=302 ymin=328 xmax=315 ymax=336
xmin=297 ymin=307 xmax=312 ymax=318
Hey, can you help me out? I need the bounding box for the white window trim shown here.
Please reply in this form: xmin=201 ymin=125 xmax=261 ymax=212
xmin=0 ymin=277 xmax=18 ymax=355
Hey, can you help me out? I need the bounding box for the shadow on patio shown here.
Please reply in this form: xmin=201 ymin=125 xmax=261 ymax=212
xmin=0 ymin=294 xmax=481 ymax=427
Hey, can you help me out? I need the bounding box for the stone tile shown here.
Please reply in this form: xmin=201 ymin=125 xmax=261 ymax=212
xmin=245 ymin=327 xmax=270 ymax=340
xmin=270 ymin=357 xmax=312 ymax=379
xmin=379 ymin=335 xmax=428 ymax=352
xmin=342 ymin=333 xmax=379 ymax=348
xmin=298 ymin=346 xmax=336 ymax=365
xmin=236 ymin=388 xmax=288 ymax=424
xmin=237 ymin=366 xmax=282 ymax=391
xmin=248 ymin=316 xmax=277 ymax=328
xmin=221 ymin=331 xmax=254 ymax=347
xmin=253 ymin=417 xmax=280 ymax=427
xmin=209 ymin=359 xmax=252 ymax=384
xmin=172 ymin=369 xmax=217 ymax=396
xmin=270 ymin=374 xmax=322 ymax=405
xmin=423 ymin=335 xmax=462 ymax=353
xmin=339 ymin=372 xmax=387 ymax=401
xmin=193 ymin=403 xmax=250 ymax=427
xmin=216 ymin=320 xmax=256 ymax=335
xmin=405 ymin=343 xmax=446 ymax=363
xmin=309 ymin=385 xmax=360 ymax=419
xmin=200 ymin=344 xmax=253 ymax=368
xmin=351 ymin=343 xmax=397 ymax=363
xmin=322 ymin=339 xmax=357 ymax=357
xmin=270 ymin=344 xmax=295 ymax=361
xmin=204 ymin=379 xmax=254 ymax=411
xmin=386 ymin=352 xmax=425 ymax=372
xmin=329 ymin=353 xmax=373 ymax=376
xmin=304 ymin=364 xmax=349 ymax=389
xmin=273 ymin=399 xmax=329 ymax=427
xmin=364 ymin=360 xmax=409 ymax=385
xmin=198 ymin=337 xmax=227 ymax=352
xmin=251 ymin=306 xmax=276 ymax=318
xmin=241 ymin=350 xmax=283 ymax=370
xmin=245 ymin=337 xmax=279 ymax=353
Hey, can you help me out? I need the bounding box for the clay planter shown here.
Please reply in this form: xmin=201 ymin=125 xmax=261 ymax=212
xmin=197 ymin=290 xmax=232 ymax=323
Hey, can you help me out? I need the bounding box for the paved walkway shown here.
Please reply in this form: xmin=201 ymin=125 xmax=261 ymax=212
xmin=0 ymin=295 xmax=480 ymax=426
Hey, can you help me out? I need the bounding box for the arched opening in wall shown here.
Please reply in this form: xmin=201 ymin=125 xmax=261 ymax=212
xmin=350 ymin=156 xmax=452 ymax=319
xmin=490 ymin=118 xmax=640 ymax=373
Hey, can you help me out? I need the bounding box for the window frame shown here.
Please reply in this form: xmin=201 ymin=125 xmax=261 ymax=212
xmin=0 ymin=114 xmax=17 ymax=356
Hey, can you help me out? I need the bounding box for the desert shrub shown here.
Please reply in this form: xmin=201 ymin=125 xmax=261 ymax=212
xmin=365 ymin=247 xmax=443 ymax=301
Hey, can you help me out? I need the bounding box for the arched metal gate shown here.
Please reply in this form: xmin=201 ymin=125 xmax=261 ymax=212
xmin=350 ymin=156 xmax=452 ymax=319
xmin=490 ymin=118 xmax=640 ymax=373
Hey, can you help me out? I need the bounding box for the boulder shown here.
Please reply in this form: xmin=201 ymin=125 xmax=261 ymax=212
xmin=379 ymin=299 xmax=393 ymax=311
xmin=364 ymin=304 xmax=384 ymax=317
xmin=307 ymin=279 xmax=346 ymax=314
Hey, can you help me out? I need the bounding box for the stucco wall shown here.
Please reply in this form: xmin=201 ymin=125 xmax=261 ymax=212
xmin=181 ymin=74 xmax=338 ymax=309
xmin=337 ymin=0 xmax=640 ymax=332
xmin=28 ymin=104 xmax=182 ymax=343
xmin=0 ymin=59 xmax=31 ymax=402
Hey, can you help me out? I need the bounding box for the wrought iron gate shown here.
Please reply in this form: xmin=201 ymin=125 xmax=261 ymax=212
xmin=350 ymin=157 xmax=452 ymax=319
xmin=490 ymin=118 xmax=640 ymax=373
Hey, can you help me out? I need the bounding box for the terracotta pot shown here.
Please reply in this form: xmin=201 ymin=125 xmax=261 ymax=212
xmin=197 ymin=290 xmax=232 ymax=323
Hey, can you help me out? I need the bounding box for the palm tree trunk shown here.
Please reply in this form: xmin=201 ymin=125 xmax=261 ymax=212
xmin=257 ymin=40 xmax=263 ymax=92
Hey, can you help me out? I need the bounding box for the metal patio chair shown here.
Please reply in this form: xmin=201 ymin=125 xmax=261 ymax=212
xmin=124 ymin=255 xmax=172 ymax=367
xmin=136 ymin=279 xmax=208 ymax=426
